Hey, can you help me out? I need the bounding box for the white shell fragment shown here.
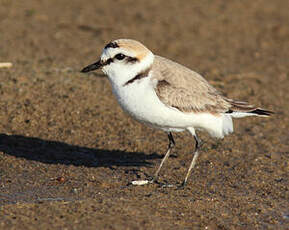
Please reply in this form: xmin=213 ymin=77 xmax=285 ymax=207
xmin=131 ymin=180 xmax=149 ymax=186
xmin=0 ymin=62 xmax=13 ymax=68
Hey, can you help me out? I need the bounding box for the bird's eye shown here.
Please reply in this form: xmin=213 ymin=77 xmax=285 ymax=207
xmin=115 ymin=53 xmax=125 ymax=60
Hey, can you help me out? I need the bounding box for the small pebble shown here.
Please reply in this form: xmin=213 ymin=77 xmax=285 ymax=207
xmin=56 ymin=176 xmax=65 ymax=183
xmin=131 ymin=180 xmax=149 ymax=186
xmin=0 ymin=62 xmax=12 ymax=68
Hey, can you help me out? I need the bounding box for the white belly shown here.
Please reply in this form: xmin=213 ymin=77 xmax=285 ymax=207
xmin=110 ymin=78 xmax=215 ymax=133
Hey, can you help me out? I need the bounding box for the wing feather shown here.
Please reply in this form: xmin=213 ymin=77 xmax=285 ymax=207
xmin=152 ymin=56 xmax=231 ymax=113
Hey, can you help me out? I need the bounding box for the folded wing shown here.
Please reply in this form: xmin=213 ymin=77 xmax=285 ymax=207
xmin=152 ymin=56 xmax=231 ymax=114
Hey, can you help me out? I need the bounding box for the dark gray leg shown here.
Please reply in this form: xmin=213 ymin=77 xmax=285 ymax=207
xmin=181 ymin=134 xmax=201 ymax=187
xmin=151 ymin=132 xmax=175 ymax=183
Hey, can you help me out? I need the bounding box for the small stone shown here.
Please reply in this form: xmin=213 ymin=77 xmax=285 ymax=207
xmin=56 ymin=176 xmax=65 ymax=183
xmin=131 ymin=180 xmax=149 ymax=186
xmin=0 ymin=62 xmax=12 ymax=68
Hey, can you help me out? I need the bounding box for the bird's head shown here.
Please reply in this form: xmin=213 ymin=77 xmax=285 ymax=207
xmin=81 ymin=39 xmax=154 ymax=85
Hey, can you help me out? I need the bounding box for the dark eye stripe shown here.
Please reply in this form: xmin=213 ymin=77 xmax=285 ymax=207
xmin=101 ymin=58 xmax=113 ymax=66
xmin=126 ymin=57 xmax=138 ymax=63
xmin=106 ymin=58 xmax=113 ymax=65
xmin=101 ymin=55 xmax=139 ymax=67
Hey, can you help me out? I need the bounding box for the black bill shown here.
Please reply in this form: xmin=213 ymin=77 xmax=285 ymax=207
xmin=81 ymin=60 xmax=102 ymax=73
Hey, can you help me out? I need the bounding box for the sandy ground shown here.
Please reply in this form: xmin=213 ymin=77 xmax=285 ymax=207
xmin=0 ymin=0 xmax=288 ymax=229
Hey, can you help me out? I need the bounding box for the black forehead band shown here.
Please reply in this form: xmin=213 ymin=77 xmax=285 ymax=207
xmin=105 ymin=42 xmax=119 ymax=49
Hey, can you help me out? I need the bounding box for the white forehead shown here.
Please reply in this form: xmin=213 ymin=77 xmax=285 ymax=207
xmin=101 ymin=39 xmax=152 ymax=60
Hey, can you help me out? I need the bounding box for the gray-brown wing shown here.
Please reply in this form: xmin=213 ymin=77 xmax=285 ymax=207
xmin=152 ymin=56 xmax=231 ymax=113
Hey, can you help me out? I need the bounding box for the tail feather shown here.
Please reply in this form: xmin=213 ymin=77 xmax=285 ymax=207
xmin=248 ymin=108 xmax=274 ymax=116
xmin=225 ymin=98 xmax=274 ymax=117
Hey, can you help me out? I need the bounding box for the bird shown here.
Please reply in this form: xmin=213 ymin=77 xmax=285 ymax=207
xmin=81 ymin=39 xmax=273 ymax=186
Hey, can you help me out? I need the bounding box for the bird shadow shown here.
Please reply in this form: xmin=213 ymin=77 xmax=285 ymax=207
xmin=0 ymin=134 xmax=162 ymax=168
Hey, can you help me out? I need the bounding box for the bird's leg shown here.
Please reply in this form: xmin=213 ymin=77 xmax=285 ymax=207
xmin=151 ymin=132 xmax=175 ymax=183
xmin=181 ymin=135 xmax=201 ymax=187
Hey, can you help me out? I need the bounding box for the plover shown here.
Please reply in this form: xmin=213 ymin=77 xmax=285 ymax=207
xmin=81 ymin=39 xmax=273 ymax=186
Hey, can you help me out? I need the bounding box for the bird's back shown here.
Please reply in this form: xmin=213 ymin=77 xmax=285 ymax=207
xmin=151 ymin=55 xmax=231 ymax=114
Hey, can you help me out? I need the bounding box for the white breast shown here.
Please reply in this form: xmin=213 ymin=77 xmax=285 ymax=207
xmin=109 ymin=75 xmax=206 ymax=132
